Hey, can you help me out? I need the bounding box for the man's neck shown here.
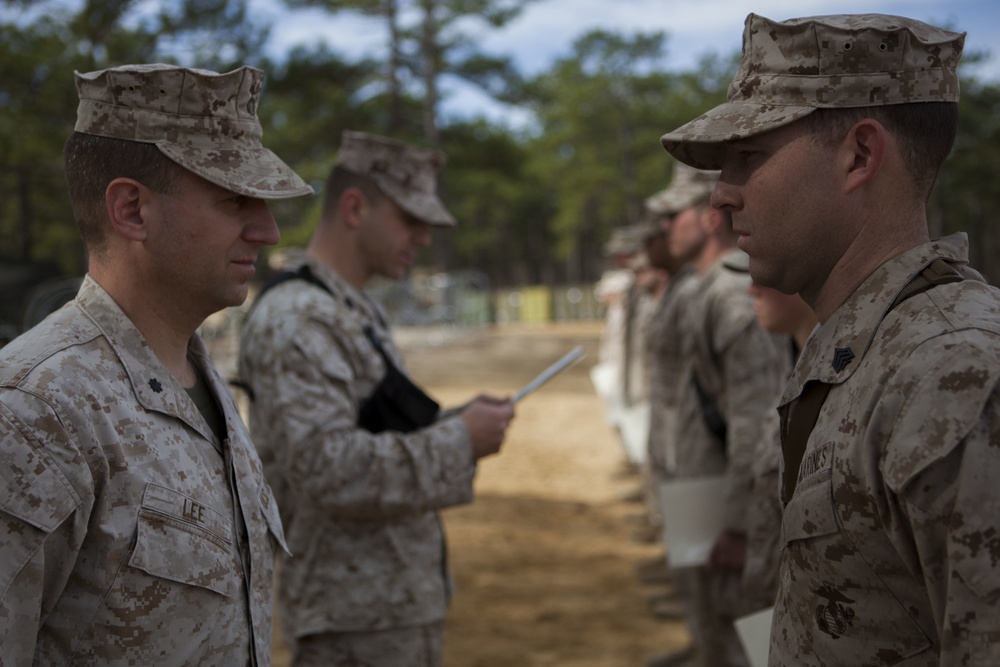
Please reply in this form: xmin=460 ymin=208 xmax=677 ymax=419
xmin=809 ymin=218 xmax=930 ymax=323
xmin=89 ymin=267 xmax=199 ymax=387
xmin=307 ymin=229 xmax=369 ymax=290
xmin=695 ymin=237 xmax=736 ymax=274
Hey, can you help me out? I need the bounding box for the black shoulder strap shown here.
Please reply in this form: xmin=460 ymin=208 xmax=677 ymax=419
xmin=232 ymin=265 xmax=337 ymax=401
xmin=781 ymin=258 xmax=965 ymax=501
xmin=692 ymin=373 xmax=727 ymax=445
xmin=258 ymin=264 xmax=334 ymax=301
xmin=363 ymin=324 xmax=394 ymax=367
xmin=242 ymin=262 xmax=398 ymax=374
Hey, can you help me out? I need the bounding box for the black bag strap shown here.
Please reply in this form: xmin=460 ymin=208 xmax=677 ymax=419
xmin=692 ymin=373 xmax=728 ymax=445
xmin=260 ymin=264 xmax=334 ymax=300
xmin=232 ymin=265 xmax=335 ymax=400
xmin=255 ymin=264 xmax=400 ymax=366
xmin=781 ymin=258 xmax=964 ymax=501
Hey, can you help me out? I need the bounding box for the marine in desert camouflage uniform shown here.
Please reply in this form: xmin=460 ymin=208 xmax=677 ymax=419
xmin=663 ymin=13 xmax=1000 ymax=666
xmin=643 ymin=165 xmax=718 ymax=486
xmin=721 ymin=250 xmax=816 ymax=608
xmin=668 ymin=175 xmax=791 ymax=666
xmin=238 ymin=131 xmax=514 ymax=666
xmin=0 ymin=64 xmax=311 ymax=665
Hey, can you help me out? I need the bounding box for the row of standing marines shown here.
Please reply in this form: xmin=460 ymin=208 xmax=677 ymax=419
xmin=1 ymin=10 xmax=998 ymax=667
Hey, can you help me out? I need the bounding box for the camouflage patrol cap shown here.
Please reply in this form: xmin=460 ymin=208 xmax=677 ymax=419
xmin=333 ymin=130 xmax=455 ymax=226
xmin=74 ymin=64 xmax=313 ymax=199
xmin=602 ymin=224 xmax=644 ymax=257
xmin=661 ymin=13 xmax=966 ymax=169
xmin=645 ymin=163 xmax=720 ymax=215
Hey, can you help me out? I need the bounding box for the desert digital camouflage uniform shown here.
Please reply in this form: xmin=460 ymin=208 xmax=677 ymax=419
xmin=674 ymin=251 xmax=789 ymax=533
xmin=770 ymin=235 xmax=1000 ymax=666
xmin=718 ymin=250 xmax=793 ymax=608
xmin=623 ymin=252 xmax=663 ymax=408
xmin=0 ymin=62 xmax=308 ymax=666
xmin=659 ymin=12 xmax=994 ymax=666
xmin=742 ymin=407 xmax=783 ymax=606
xmin=238 ymin=257 xmax=476 ymax=645
xmin=672 ymin=250 xmax=790 ymax=666
xmin=0 ymin=277 xmax=287 ymax=665
xmin=645 ymin=267 xmax=700 ymax=478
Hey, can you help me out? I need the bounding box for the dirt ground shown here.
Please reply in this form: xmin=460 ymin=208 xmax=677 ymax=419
xmin=269 ymin=321 xmax=692 ymax=666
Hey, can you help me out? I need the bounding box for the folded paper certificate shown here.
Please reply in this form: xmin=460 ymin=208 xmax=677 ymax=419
xmin=658 ymin=475 xmax=727 ymax=569
xmin=735 ymin=606 xmax=774 ymax=667
xmin=618 ymin=401 xmax=650 ymax=466
xmin=589 ymin=361 xmax=624 ymax=426
xmin=514 ymin=346 xmax=585 ymax=403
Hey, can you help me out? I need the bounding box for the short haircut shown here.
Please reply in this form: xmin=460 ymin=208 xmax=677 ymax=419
xmin=321 ymin=165 xmax=385 ymax=219
xmin=63 ymin=132 xmax=181 ymax=258
xmin=803 ymin=102 xmax=958 ymax=199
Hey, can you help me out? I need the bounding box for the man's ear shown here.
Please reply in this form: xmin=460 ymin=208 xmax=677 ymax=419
xmin=339 ymin=187 xmax=369 ymax=231
xmin=843 ymin=118 xmax=887 ymax=194
xmin=105 ymin=178 xmax=150 ymax=242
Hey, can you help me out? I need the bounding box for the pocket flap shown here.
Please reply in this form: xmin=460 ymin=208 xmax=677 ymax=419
xmin=782 ymin=470 xmax=840 ymax=544
xmin=129 ymin=484 xmax=236 ymax=597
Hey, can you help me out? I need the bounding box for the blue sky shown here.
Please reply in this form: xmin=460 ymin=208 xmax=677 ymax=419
xmin=249 ymin=0 xmax=1000 ymax=127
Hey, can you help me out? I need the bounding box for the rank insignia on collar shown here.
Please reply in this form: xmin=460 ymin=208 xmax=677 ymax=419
xmin=149 ymin=378 xmax=163 ymax=393
xmin=831 ymin=347 xmax=855 ymax=373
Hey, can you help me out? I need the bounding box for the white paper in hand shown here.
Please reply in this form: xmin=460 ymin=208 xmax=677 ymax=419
xmin=514 ymin=346 xmax=585 ymax=403
xmin=658 ymin=475 xmax=727 ymax=569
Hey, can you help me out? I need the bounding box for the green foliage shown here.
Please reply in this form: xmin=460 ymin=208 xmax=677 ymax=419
xmin=439 ymin=120 xmax=553 ymax=284
xmin=4 ymin=0 xmax=999 ymax=299
xmin=519 ymin=30 xmax=732 ymax=281
xmin=0 ymin=0 xmax=279 ymax=276
xmin=931 ymin=76 xmax=1000 ymax=284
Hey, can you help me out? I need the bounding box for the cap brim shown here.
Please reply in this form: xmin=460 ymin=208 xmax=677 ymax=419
xmin=661 ymin=102 xmax=816 ymax=170
xmin=380 ymin=182 xmax=456 ymax=227
xmin=645 ymin=188 xmax=703 ymax=216
xmin=158 ymin=145 xmax=314 ymax=200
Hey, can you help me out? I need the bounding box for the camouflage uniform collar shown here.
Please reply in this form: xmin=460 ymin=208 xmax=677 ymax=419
xmin=299 ymin=257 xmax=389 ymax=326
xmin=298 ymin=257 xmax=355 ymax=304
xmin=77 ymin=275 xmax=220 ymax=443
xmin=697 ymin=247 xmax=742 ymax=286
xmin=781 ymin=233 xmax=970 ymax=402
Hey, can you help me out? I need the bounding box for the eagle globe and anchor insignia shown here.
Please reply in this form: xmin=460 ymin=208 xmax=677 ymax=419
xmin=814 ymin=582 xmax=856 ymax=639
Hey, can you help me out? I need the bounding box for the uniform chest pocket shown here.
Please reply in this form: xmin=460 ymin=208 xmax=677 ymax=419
xmin=129 ymin=483 xmax=237 ymax=597
xmin=782 ymin=445 xmax=840 ymax=545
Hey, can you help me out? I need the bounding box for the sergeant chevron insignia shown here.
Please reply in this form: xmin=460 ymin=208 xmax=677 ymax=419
xmin=831 ymin=347 xmax=855 ymax=373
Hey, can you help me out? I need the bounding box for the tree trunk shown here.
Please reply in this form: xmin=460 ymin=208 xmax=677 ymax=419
xmin=418 ymin=0 xmax=439 ymax=147
xmin=384 ymin=0 xmax=404 ymax=134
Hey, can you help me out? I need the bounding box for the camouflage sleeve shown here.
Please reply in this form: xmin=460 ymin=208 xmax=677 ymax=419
xmin=743 ymin=409 xmax=783 ymax=604
xmin=0 ymin=401 xmax=88 ymax=660
xmin=245 ymin=317 xmax=476 ymax=520
xmin=716 ymin=318 xmax=788 ymax=534
xmin=885 ymin=341 xmax=1000 ymax=665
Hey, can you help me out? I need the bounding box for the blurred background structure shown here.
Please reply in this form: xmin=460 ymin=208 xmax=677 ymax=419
xmin=2 ymin=0 xmax=999 ymax=339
